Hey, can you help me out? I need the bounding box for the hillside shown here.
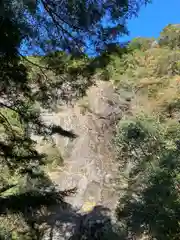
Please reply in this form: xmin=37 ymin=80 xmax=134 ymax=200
xmin=112 ymin=24 xmax=180 ymax=240
xmin=1 ymin=24 xmax=180 ymax=239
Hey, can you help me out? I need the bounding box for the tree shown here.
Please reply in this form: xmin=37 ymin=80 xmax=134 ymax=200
xmin=128 ymin=37 xmax=156 ymax=51
xmin=159 ymin=24 xmax=180 ymax=49
xmin=13 ymin=0 xmax=151 ymax=55
xmin=115 ymin=114 xmax=180 ymax=239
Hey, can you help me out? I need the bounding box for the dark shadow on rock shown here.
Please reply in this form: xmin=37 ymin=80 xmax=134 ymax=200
xmin=51 ymin=125 xmax=78 ymax=139
xmin=70 ymin=205 xmax=123 ymax=240
xmin=0 ymin=169 xmax=78 ymax=239
xmin=35 ymin=204 xmax=124 ymax=240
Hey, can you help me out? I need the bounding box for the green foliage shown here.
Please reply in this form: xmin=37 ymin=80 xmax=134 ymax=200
xmin=115 ymin=112 xmax=180 ymax=239
xmin=154 ymin=49 xmax=180 ymax=77
xmin=159 ymin=24 xmax=180 ymax=49
xmin=115 ymin=114 xmax=164 ymax=171
xmin=38 ymin=142 xmax=63 ymax=169
xmin=10 ymin=0 xmax=150 ymax=55
xmin=128 ymin=37 xmax=156 ymax=51
xmin=109 ymin=47 xmax=180 ymax=85
xmin=102 ymin=49 xmax=138 ymax=89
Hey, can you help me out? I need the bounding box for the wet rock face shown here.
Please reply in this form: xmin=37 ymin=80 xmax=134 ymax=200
xmin=35 ymin=81 xmax=131 ymax=239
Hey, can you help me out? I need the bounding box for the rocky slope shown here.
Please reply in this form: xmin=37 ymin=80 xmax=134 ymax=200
xmin=32 ymin=80 xmax=132 ymax=239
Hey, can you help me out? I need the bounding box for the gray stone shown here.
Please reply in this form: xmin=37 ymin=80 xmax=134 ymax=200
xmin=33 ymin=81 xmax=130 ymax=239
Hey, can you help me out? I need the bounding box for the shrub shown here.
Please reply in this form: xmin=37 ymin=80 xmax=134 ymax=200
xmin=159 ymin=24 xmax=180 ymax=49
xmin=128 ymin=37 xmax=156 ymax=51
xmin=115 ymin=113 xmax=180 ymax=240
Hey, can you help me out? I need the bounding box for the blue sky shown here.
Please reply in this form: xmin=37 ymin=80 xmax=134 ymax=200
xmin=87 ymin=0 xmax=180 ymax=56
xmin=121 ymin=0 xmax=180 ymax=42
xmin=21 ymin=0 xmax=180 ymax=55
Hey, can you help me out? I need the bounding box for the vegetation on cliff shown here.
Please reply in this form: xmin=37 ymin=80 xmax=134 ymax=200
xmin=114 ymin=24 xmax=180 ymax=240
